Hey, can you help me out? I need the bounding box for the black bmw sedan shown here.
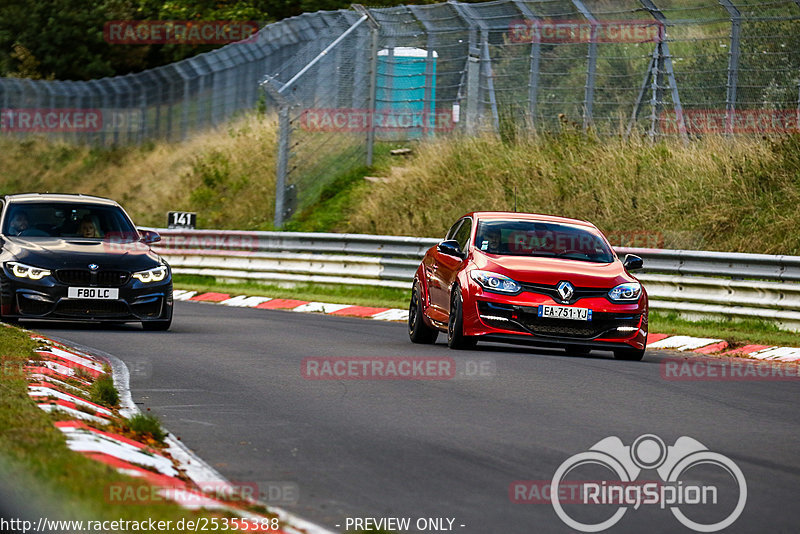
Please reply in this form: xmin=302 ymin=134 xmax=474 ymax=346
xmin=0 ymin=193 xmax=172 ymax=330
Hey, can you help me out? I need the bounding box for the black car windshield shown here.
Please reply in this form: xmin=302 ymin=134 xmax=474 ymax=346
xmin=2 ymin=202 xmax=139 ymax=241
xmin=475 ymin=220 xmax=615 ymax=263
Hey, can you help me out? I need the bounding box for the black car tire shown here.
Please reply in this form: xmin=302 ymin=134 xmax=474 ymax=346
xmin=448 ymin=286 xmax=477 ymax=350
xmin=613 ymin=347 xmax=646 ymax=361
xmin=142 ymin=301 xmax=172 ymax=331
xmin=568 ymin=346 xmax=592 ymax=355
xmin=142 ymin=318 xmax=171 ymax=331
xmin=409 ymin=282 xmax=438 ymax=344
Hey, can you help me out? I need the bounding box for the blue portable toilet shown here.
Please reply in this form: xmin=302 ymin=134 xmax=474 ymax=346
xmin=376 ymin=47 xmax=438 ymax=139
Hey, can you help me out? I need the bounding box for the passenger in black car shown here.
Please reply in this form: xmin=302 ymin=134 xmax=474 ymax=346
xmin=79 ymin=216 xmax=100 ymax=238
xmin=8 ymin=211 xmax=30 ymax=235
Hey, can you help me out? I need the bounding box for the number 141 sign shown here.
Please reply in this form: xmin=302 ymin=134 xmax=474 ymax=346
xmin=168 ymin=211 xmax=196 ymax=229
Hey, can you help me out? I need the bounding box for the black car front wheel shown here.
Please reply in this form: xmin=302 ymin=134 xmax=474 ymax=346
xmin=409 ymin=281 xmax=438 ymax=344
xmin=142 ymin=301 xmax=172 ymax=331
xmin=448 ymin=286 xmax=476 ymax=350
xmin=142 ymin=318 xmax=171 ymax=331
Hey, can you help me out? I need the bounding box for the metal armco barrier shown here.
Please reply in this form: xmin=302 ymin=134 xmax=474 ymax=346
xmin=153 ymin=229 xmax=437 ymax=289
xmin=154 ymin=229 xmax=800 ymax=330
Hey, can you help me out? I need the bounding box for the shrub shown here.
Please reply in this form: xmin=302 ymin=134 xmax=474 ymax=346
xmin=128 ymin=413 xmax=167 ymax=444
xmin=90 ymin=375 xmax=119 ymax=408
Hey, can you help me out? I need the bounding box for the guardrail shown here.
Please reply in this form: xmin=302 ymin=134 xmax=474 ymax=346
xmin=153 ymin=229 xmax=800 ymax=330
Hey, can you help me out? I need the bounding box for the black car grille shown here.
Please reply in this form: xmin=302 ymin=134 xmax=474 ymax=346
xmin=518 ymin=282 xmax=609 ymax=305
xmin=477 ymin=301 xmax=640 ymax=339
xmin=17 ymin=295 xmax=54 ymax=316
xmin=54 ymin=300 xmax=130 ymax=318
xmin=55 ymin=269 xmax=130 ymax=287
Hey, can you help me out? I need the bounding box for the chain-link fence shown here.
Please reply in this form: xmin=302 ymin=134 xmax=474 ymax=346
xmin=2 ymin=1 xmax=799 ymax=226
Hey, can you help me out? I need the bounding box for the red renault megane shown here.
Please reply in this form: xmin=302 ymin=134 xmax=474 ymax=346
xmin=408 ymin=212 xmax=648 ymax=360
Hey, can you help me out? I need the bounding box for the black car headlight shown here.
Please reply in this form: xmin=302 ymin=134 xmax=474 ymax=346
xmin=7 ymin=261 xmax=52 ymax=280
xmin=470 ymin=270 xmax=521 ymax=294
xmin=132 ymin=266 xmax=168 ymax=283
xmin=608 ymin=282 xmax=642 ymax=302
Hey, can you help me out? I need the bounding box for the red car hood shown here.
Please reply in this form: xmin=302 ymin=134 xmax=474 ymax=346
xmin=471 ymin=250 xmax=634 ymax=288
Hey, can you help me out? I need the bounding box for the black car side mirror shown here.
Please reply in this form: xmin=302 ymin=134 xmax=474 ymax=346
xmin=437 ymin=239 xmax=465 ymax=259
xmin=140 ymin=229 xmax=161 ymax=244
xmin=623 ymin=254 xmax=644 ymax=271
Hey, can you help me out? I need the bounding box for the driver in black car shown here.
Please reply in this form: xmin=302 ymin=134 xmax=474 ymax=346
xmin=8 ymin=211 xmax=30 ymax=235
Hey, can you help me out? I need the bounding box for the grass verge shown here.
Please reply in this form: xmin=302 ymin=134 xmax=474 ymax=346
xmin=175 ymin=277 xmax=800 ymax=349
xmin=0 ymin=324 xmax=276 ymax=525
xmin=347 ymin=131 xmax=800 ymax=255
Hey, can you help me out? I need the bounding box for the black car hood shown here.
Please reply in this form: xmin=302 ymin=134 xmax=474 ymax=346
xmin=3 ymin=237 xmax=162 ymax=272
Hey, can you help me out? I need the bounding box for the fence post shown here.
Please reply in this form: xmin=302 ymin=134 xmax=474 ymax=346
xmin=626 ymin=45 xmax=657 ymax=138
xmin=719 ymin=0 xmax=741 ymax=135
xmin=260 ymin=76 xmax=291 ymax=229
xmin=353 ymin=4 xmax=380 ymax=166
xmin=408 ymin=5 xmax=437 ymax=139
xmin=449 ymin=0 xmax=479 ymax=133
xmin=465 ymin=53 xmax=480 ymax=134
xmin=512 ymin=0 xmax=541 ymax=129
xmin=481 ymin=36 xmax=500 ymax=133
xmin=640 ymin=0 xmax=688 ymax=142
xmin=261 ymin=12 xmax=369 ymax=228
xmin=572 ymin=0 xmax=598 ymax=130
xmin=649 ymin=46 xmax=661 ymax=140
xmin=450 ymin=1 xmax=496 ymax=133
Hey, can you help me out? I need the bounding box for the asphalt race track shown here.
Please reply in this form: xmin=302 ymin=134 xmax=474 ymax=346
xmin=30 ymin=301 xmax=800 ymax=533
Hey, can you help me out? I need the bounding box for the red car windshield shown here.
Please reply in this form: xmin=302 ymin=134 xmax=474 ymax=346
xmin=475 ymin=220 xmax=615 ymax=263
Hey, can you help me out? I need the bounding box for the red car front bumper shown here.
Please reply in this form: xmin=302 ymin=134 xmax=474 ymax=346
xmin=460 ymin=280 xmax=648 ymax=351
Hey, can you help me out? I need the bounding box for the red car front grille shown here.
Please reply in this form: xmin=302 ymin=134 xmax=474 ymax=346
xmin=477 ymin=301 xmax=640 ymax=339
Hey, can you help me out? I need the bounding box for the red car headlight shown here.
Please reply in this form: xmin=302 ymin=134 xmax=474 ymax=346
xmin=607 ymin=282 xmax=642 ymax=303
xmin=470 ymin=270 xmax=522 ymax=295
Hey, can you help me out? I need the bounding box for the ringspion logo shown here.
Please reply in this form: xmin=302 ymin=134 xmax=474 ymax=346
xmin=550 ymin=434 xmax=746 ymax=532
